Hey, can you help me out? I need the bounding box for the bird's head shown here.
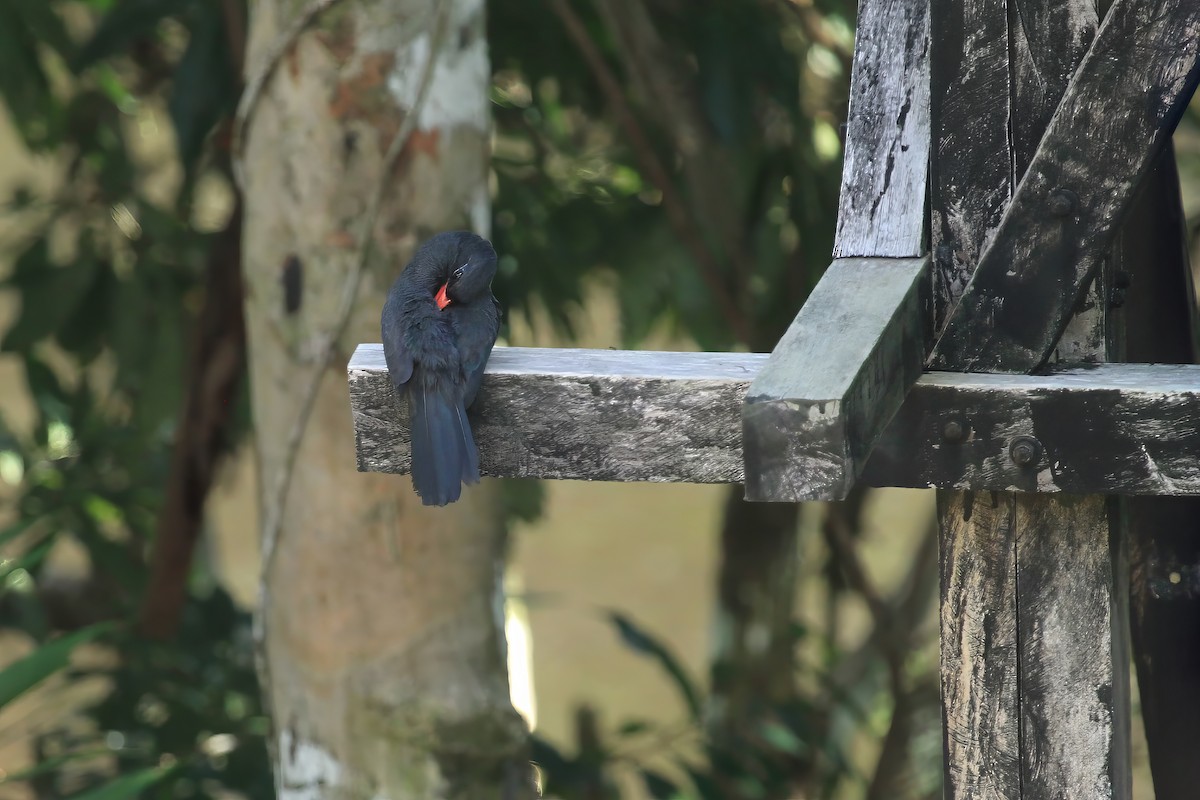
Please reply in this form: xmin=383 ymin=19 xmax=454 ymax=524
xmin=424 ymin=231 xmax=497 ymax=310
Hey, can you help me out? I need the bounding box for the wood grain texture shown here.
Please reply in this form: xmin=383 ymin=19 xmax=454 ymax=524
xmin=741 ymin=256 xmax=927 ymax=501
xmin=930 ymin=0 xmax=1130 ymax=795
xmin=860 ymin=365 xmax=1200 ymax=496
xmin=1016 ymin=494 xmax=1130 ymax=799
xmin=927 ymin=0 xmax=1011 ymax=332
xmin=350 ymin=345 xmax=1200 ymax=497
xmin=351 ymin=345 xmax=765 ymax=484
xmin=928 ymin=2 xmax=1020 ymax=785
xmin=929 ymin=0 xmax=1200 ymax=372
xmin=938 ymin=491 xmax=1020 ymax=800
xmin=833 ymin=0 xmax=930 ymax=258
xmin=1006 ymin=2 xmax=1131 ymax=793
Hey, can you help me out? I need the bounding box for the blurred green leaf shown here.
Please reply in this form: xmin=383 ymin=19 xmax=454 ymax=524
xmin=65 ymin=764 xmax=177 ymax=800
xmin=0 ymin=748 xmax=112 ymax=785
xmin=74 ymin=0 xmax=194 ymax=70
xmin=0 ymin=1 xmax=63 ymax=149
xmin=761 ymin=720 xmax=808 ymax=756
xmin=12 ymin=0 xmax=74 ymax=56
xmin=677 ymin=760 xmax=723 ymax=800
xmin=641 ymin=768 xmax=683 ymax=800
xmin=615 ymin=719 xmax=652 ymax=737
xmin=500 ymin=478 xmax=546 ymax=525
xmin=168 ymin=3 xmax=239 ymax=174
xmin=2 ymin=241 xmax=103 ymax=354
xmin=605 ymin=610 xmax=702 ymax=723
xmin=23 ymin=355 xmax=72 ymax=435
xmin=0 ymin=622 xmax=114 ymax=711
xmin=0 ymin=533 xmax=57 ymax=581
xmin=0 ymin=516 xmax=39 ymax=548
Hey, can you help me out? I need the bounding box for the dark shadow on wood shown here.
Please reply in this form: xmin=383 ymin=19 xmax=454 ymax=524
xmin=1121 ymin=142 xmax=1200 ymax=800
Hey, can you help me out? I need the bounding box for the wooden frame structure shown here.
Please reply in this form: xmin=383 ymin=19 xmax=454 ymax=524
xmin=348 ymin=0 xmax=1200 ymax=795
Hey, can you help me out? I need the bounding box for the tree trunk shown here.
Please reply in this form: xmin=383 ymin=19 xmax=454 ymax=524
xmin=239 ymin=1 xmax=532 ymax=797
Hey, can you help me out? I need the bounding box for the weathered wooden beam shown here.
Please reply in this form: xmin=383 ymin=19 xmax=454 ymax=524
xmin=350 ymin=345 xmax=764 ymax=484
xmin=740 ymin=256 xmax=928 ymax=502
xmin=930 ymin=0 xmax=1131 ymax=796
xmin=833 ymin=0 xmax=930 ymax=259
xmin=860 ymin=364 xmax=1200 ymax=495
xmin=349 ymin=345 xmax=1200 ymax=497
xmin=740 ymin=0 xmax=932 ymax=503
xmin=929 ymin=0 xmax=1200 ymax=373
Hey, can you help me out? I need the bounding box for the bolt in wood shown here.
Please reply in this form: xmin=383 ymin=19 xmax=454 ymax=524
xmin=1009 ymin=435 xmax=1041 ymax=468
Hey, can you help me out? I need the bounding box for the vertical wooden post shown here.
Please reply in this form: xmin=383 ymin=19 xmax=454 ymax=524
xmin=932 ymin=2 xmax=1131 ymax=798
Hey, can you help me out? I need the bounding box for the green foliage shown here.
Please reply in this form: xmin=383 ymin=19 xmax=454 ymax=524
xmin=0 ymin=0 xmax=261 ymax=797
xmin=74 ymin=589 xmax=272 ymax=800
xmin=605 ymin=610 xmax=703 ymax=723
xmin=0 ymin=0 xmax=925 ymax=798
xmin=0 ymin=622 xmax=113 ymax=710
xmin=530 ymin=611 xmax=863 ymax=800
xmin=488 ymin=0 xmax=848 ymax=351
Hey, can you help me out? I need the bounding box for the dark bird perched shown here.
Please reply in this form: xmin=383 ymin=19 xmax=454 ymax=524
xmin=381 ymin=231 xmax=501 ymax=506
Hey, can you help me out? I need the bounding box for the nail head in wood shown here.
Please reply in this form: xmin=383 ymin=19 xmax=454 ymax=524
xmin=1009 ymin=435 xmax=1042 ymax=468
xmin=1047 ymin=188 xmax=1078 ymax=217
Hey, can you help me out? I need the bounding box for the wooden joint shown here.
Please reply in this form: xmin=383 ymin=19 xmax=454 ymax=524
xmin=741 ymin=256 xmax=929 ymax=502
xmin=928 ymin=0 xmax=1200 ymax=372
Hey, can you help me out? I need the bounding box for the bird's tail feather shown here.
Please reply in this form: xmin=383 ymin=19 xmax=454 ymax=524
xmin=409 ymin=384 xmax=480 ymax=506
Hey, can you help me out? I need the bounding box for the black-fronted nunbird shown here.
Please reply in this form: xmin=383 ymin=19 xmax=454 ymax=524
xmin=381 ymin=231 xmax=501 ymax=506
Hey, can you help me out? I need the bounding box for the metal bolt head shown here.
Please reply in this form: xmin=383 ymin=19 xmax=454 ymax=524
xmin=943 ymin=420 xmax=965 ymax=443
xmin=1009 ymin=436 xmax=1042 ymax=468
xmin=1047 ymin=189 xmax=1077 ymax=217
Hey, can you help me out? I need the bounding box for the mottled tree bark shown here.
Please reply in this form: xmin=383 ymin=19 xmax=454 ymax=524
xmin=239 ymin=1 xmax=531 ymax=797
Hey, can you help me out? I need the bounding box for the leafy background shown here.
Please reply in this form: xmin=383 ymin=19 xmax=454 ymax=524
xmin=0 ymin=0 xmax=1196 ymax=798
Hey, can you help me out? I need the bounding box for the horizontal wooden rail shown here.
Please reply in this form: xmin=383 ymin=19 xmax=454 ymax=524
xmin=349 ymin=345 xmax=1200 ymax=497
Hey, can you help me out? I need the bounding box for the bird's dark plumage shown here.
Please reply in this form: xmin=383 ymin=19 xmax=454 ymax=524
xmin=381 ymin=231 xmax=501 ymax=506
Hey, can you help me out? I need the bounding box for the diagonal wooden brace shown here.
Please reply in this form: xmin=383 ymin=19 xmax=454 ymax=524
xmin=928 ymin=0 xmax=1200 ymax=373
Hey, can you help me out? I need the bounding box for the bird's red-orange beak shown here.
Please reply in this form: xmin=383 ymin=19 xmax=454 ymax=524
xmin=434 ymin=283 xmax=451 ymax=310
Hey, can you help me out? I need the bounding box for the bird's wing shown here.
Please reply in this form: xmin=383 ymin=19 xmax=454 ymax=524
xmin=381 ymin=294 xmax=414 ymax=389
xmin=460 ymin=298 xmax=501 ymax=408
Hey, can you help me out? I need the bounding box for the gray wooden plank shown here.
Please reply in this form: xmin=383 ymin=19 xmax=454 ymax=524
xmin=929 ymin=0 xmax=1200 ymax=372
xmin=938 ymin=491 xmax=1020 ymax=800
xmin=741 ymin=256 xmax=928 ymax=502
xmin=1015 ymin=494 xmax=1130 ymax=799
xmin=1007 ymin=5 xmax=1130 ymax=796
xmin=1010 ymin=0 xmax=1109 ymax=367
xmin=860 ymin=364 xmax=1200 ymax=496
xmin=927 ymin=0 xmax=1023 ymax=790
xmin=927 ymin=0 xmax=1011 ymax=335
xmin=929 ymin=0 xmax=1132 ymax=795
xmin=350 ymin=345 xmax=766 ymax=484
xmin=349 ymin=345 xmax=1200 ymax=497
xmin=833 ymin=0 xmax=930 ymax=259
xmin=746 ymin=0 xmax=932 ymax=503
